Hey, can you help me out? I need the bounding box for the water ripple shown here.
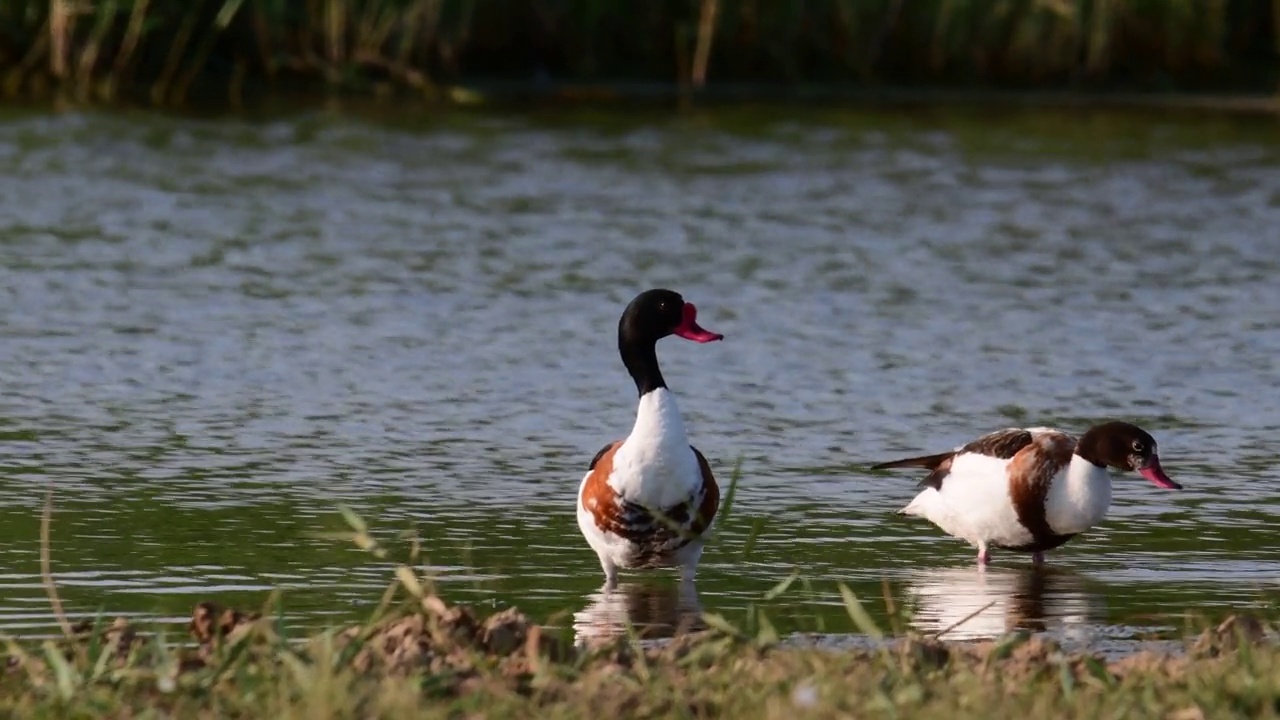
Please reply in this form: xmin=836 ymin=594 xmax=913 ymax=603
xmin=0 ymin=105 xmax=1277 ymax=640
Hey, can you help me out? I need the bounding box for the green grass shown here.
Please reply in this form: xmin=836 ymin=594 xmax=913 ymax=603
xmin=3 ymin=571 xmax=1278 ymax=719
xmin=0 ymin=0 xmax=1277 ymax=106
xmin=4 ymin=488 xmax=1279 ymax=719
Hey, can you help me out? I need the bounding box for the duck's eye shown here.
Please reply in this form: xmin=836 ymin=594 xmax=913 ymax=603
xmin=657 ymin=302 xmax=668 ymax=312
xmin=1131 ymin=440 xmax=1144 ymax=452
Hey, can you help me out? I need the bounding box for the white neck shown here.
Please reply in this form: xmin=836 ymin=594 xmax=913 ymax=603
xmin=1045 ymin=454 xmax=1113 ymax=534
xmin=1064 ymin=453 xmax=1110 ymax=488
xmin=608 ymin=388 xmax=699 ymax=506
xmin=628 ymin=388 xmax=688 ymax=449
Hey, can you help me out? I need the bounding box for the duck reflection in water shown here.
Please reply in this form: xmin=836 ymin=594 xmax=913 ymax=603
xmin=573 ymin=581 xmax=704 ymax=645
xmin=903 ymin=566 xmax=1106 ymax=641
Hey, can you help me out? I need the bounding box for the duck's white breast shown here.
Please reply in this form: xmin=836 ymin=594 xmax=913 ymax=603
xmin=1044 ymin=455 xmax=1112 ymax=534
xmin=608 ymin=389 xmax=702 ymax=509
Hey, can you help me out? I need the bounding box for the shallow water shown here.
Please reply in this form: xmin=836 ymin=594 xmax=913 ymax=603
xmin=0 ymin=102 xmax=1278 ymax=648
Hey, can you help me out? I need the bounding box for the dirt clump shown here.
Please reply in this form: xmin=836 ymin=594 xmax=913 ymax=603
xmin=15 ymin=593 xmax=1279 ymax=706
xmin=896 ymin=636 xmax=954 ymax=670
xmin=324 ymin=595 xmax=572 ymax=693
xmin=189 ymin=601 xmax=262 ymax=645
xmin=1110 ymin=650 xmax=1191 ymax=680
xmin=1191 ymin=614 xmax=1271 ymax=658
xmin=69 ymin=616 xmax=141 ymax=658
xmin=480 ymin=607 xmax=531 ymax=655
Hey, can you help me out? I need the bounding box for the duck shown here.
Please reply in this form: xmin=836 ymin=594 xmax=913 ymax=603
xmin=576 ymin=289 xmax=724 ymax=590
xmin=871 ymin=421 xmax=1182 ymax=566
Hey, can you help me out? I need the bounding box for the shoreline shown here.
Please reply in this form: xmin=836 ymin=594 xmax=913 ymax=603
xmin=3 ymin=81 xmax=1279 ymax=119
xmin=3 ymin=590 xmax=1273 ymax=717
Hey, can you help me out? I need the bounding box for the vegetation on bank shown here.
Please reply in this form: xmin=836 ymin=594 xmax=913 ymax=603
xmin=3 ymin=492 xmax=1278 ymax=718
xmin=3 ymin=577 xmax=1278 ymax=718
xmin=0 ymin=0 xmax=1277 ymax=106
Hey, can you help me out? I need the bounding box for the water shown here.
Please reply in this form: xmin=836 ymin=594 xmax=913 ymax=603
xmin=1 ymin=102 xmax=1278 ymax=650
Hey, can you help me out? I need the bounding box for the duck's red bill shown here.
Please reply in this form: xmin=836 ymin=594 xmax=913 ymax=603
xmin=673 ymin=303 xmax=723 ymax=343
xmin=1139 ymin=456 xmax=1181 ymax=490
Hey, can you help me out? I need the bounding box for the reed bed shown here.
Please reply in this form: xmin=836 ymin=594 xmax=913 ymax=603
xmin=0 ymin=0 xmax=1276 ymax=106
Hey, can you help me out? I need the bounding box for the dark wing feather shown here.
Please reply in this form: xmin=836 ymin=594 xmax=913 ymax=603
xmin=588 ymin=441 xmax=620 ymax=470
xmin=689 ymin=445 xmax=720 ymax=533
xmin=871 ymin=428 xmax=1034 ymax=491
xmin=960 ymin=428 xmax=1035 ymax=459
xmin=870 ymin=450 xmax=957 ymax=471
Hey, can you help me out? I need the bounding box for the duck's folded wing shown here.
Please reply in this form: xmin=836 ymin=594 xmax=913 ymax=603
xmin=872 ymin=428 xmax=1035 ymax=490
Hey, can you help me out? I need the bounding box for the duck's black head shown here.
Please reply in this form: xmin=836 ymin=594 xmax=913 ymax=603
xmin=1076 ymin=421 xmax=1181 ymax=490
xmin=618 ymin=289 xmax=723 ymax=396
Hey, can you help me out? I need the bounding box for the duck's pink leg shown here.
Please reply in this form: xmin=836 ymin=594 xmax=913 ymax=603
xmin=977 ymin=545 xmax=991 ymax=565
xmin=1032 ymin=551 xmax=1045 ymax=567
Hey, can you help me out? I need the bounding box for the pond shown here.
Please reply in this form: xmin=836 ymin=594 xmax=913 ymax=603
xmin=0 ymin=100 xmax=1278 ymax=651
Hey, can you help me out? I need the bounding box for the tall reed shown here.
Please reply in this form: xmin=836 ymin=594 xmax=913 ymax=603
xmin=0 ymin=0 xmax=1273 ymax=105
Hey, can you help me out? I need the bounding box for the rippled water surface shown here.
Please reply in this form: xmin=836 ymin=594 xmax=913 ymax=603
xmin=1 ymin=103 xmax=1278 ymax=647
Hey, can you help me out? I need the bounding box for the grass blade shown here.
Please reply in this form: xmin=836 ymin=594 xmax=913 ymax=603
xmin=933 ymin=600 xmax=998 ymax=640
xmin=216 ymin=0 xmax=247 ymax=28
xmin=740 ymin=517 xmax=765 ymax=560
xmin=40 ymin=484 xmax=73 ymax=640
xmin=395 ymin=565 xmax=425 ymax=598
xmin=716 ymin=456 xmax=744 ymax=528
xmin=700 ymin=611 xmax=745 ymax=639
xmin=337 ymin=504 xmax=368 ymax=534
xmin=754 ymin=607 xmax=779 ymax=647
xmin=42 ymin=641 xmax=78 ymax=701
xmin=1058 ymin=657 xmax=1075 ymax=698
xmin=837 ymin=582 xmax=883 ymax=640
xmin=762 ymin=571 xmax=798 ymax=601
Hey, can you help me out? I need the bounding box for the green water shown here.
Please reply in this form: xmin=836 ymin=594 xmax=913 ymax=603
xmin=0 ymin=102 xmax=1277 ymax=649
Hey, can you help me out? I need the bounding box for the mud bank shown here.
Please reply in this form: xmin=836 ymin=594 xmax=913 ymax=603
xmin=4 ymin=591 xmax=1275 ymax=719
